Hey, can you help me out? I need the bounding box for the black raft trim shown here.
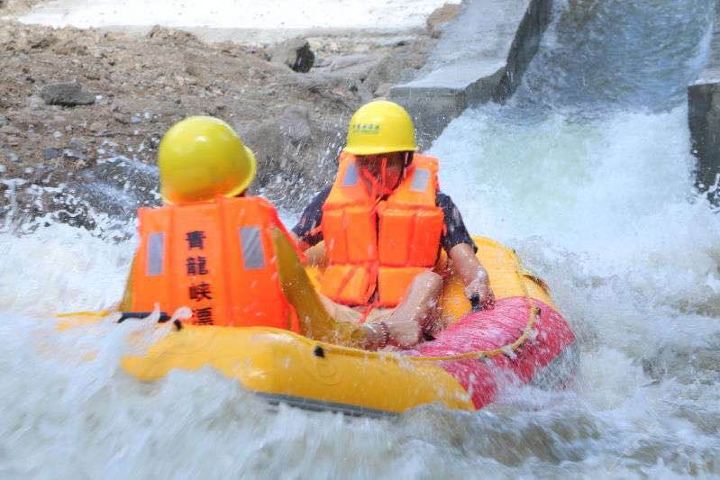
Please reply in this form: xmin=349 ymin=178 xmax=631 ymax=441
xmin=255 ymin=391 xmax=396 ymax=418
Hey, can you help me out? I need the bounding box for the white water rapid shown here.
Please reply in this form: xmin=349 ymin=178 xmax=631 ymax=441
xmin=2 ymin=0 xmax=720 ymax=478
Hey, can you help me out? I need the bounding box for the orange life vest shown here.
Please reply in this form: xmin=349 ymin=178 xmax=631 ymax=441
xmin=128 ymin=196 xmax=298 ymax=330
xmin=320 ymin=153 xmax=444 ymax=307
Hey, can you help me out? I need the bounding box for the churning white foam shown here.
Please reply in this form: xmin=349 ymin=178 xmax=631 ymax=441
xmin=428 ymin=101 xmax=720 ymax=475
xmin=433 ymin=104 xmax=720 ymax=318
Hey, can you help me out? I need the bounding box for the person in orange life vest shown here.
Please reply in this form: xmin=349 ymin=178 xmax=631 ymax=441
xmin=292 ymin=100 xmax=495 ymax=349
xmin=119 ymin=116 xmax=301 ymax=330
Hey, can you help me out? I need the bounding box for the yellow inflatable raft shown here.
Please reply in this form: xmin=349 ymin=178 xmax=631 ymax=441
xmin=58 ymin=236 xmax=574 ymax=416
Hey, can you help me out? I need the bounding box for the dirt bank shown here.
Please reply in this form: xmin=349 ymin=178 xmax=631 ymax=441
xmin=0 ymin=15 xmax=436 ymax=233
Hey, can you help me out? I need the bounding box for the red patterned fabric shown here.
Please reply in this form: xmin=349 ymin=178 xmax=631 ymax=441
xmin=408 ymin=297 xmax=575 ymax=409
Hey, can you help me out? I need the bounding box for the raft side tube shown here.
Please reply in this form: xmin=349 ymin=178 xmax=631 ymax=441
xmin=121 ymin=326 xmax=476 ymax=413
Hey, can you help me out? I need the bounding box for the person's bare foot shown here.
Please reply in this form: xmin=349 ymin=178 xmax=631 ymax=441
xmin=384 ymin=312 xmax=422 ymax=348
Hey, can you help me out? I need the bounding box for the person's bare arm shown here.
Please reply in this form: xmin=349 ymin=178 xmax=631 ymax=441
xmin=290 ymin=186 xmax=330 ymax=253
xmin=448 ymin=243 xmax=495 ymax=309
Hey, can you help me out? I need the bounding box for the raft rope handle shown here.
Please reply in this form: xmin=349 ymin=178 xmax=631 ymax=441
xmin=407 ymin=305 xmax=539 ymax=362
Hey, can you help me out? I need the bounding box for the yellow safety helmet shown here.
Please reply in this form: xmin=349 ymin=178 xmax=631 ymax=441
xmin=157 ymin=116 xmax=257 ymax=205
xmin=344 ymin=100 xmax=417 ymax=156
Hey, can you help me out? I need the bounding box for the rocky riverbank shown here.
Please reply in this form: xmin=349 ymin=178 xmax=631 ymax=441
xmin=0 ymin=3 xmax=455 ymax=233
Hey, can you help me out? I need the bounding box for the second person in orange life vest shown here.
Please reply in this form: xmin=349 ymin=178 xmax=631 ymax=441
xmin=292 ymin=100 xmax=496 ymax=349
xmin=119 ymin=116 xmax=303 ymax=330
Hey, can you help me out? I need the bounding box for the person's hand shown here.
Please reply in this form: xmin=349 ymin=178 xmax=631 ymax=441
xmin=465 ymin=275 xmax=495 ymax=310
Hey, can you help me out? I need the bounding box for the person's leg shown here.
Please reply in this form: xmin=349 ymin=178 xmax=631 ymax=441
xmin=319 ymin=294 xmax=362 ymax=324
xmin=383 ymin=271 xmax=443 ymax=348
xmin=318 ymin=272 xmax=443 ymax=350
xmin=319 ymin=296 xmax=392 ymax=349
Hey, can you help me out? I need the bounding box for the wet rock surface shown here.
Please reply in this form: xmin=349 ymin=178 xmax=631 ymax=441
xmin=0 ymin=20 xmax=434 ymax=233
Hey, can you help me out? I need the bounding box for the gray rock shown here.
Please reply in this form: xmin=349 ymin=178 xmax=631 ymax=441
xmin=40 ymin=82 xmax=96 ymax=107
xmin=63 ymin=149 xmax=85 ymax=161
xmin=390 ymin=0 xmax=552 ymax=149
xmin=493 ymin=0 xmax=554 ymax=102
xmin=234 ymin=104 xmax=342 ymax=208
xmin=270 ymin=38 xmax=315 ymax=73
xmin=0 ymin=125 xmax=20 ymax=135
xmin=72 ymin=156 xmax=161 ymax=218
xmin=4 ymin=150 xmax=20 ymax=163
xmin=278 ymin=106 xmax=312 ymax=143
xmin=240 ymin=107 xmax=316 ymax=185
xmin=689 ymin=0 xmax=720 ymax=205
xmin=28 ymin=95 xmax=44 ymax=110
xmin=690 ymin=80 xmax=720 ymax=204
xmin=374 ymin=82 xmax=392 ymax=97
xmin=0 ymin=116 xmax=8 ymax=127
xmin=43 ymin=147 xmax=61 ymax=160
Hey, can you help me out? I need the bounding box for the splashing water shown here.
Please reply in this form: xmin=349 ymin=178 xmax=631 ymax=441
xmin=2 ymin=0 xmax=720 ymax=477
xmin=428 ymin=0 xmax=720 ymax=475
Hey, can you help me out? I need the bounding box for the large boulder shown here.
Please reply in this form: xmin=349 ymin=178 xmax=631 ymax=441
xmin=238 ymin=105 xmax=341 ymax=204
xmin=241 ymin=105 xmax=314 ymax=182
xmin=689 ymin=80 xmax=720 ymax=204
xmin=270 ymin=38 xmax=315 ymax=73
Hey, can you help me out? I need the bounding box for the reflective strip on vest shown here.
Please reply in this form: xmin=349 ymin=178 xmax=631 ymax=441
xmin=411 ymin=168 xmax=430 ymax=192
xmin=239 ymin=226 xmax=265 ymax=270
xmin=343 ymin=162 xmax=359 ymax=187
xmin=146 ymin=232 xmax=165 ymax=276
